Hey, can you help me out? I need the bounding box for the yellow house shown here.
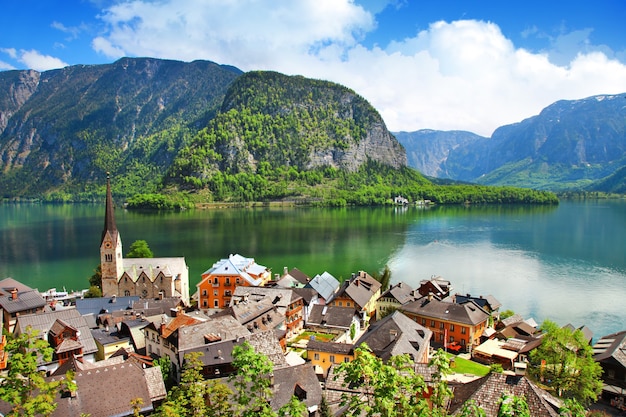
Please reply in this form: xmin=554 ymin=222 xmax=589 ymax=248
xmin=91 ymin=328 xmax=132 ymax=361
xmin=306 ymin=339 xmax=354 ymax=377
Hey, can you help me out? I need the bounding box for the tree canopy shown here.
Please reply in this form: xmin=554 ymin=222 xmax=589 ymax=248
xmin=126 ymin=240 xmax=154 ymax=258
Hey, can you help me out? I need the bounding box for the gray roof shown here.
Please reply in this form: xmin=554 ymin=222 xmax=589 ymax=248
xmin=307 ymin=305 xmax=356 ymax=330
xmin=91 ymin=328 xmax=131 ymax=346
xmin=271 ymin=364 xmax=323 ymax=411
xmin=306 ymin=271 xmax=339 ymax=301
xmin=400 ymin=298 xmax=489 ymax=326
xmin=307 ymin=339 xmax=354 ymax=355
xmin=449 ymin=373 xmax=560 ymax=417
xmin=455 ymin=293 xmax=502 ymax=311
xmin=75 ymin=296 xmax=139 ymax=316
xmin=47 ymin=360 xmax=164 ymax=417
xmin=16 ymin=309 xmax=98 ymax=356
xmin=231 ymin=286 xmax=301 ymax=309
xmin=0 ymin=278 xmax=34 ymax=294
xmin=132 ymin=297 xmax=184 ymax=316
xmin=593 ymin=330 xmax=626 ymax=368
xmin=336 ymin=271 xmax=381 ymax=309
xmin=0 ymin=289 xmax=46 ymax=313
xmin=378 ymin=281 xmax=419 ymax=305
xmin=355 ymin=311 xmax=432 ymax=362
xmin=177 ymin=315 xmax=250 ymax=352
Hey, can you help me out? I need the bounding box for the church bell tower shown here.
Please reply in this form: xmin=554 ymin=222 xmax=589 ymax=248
xmin=100 ymin=174 xmax=124 ymax=297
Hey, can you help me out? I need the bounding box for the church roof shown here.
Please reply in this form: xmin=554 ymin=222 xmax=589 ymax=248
xmin=101 ymin=173 xmax=118 ymax=246
xmin=122 ymin=257 xmax=188 ymax=280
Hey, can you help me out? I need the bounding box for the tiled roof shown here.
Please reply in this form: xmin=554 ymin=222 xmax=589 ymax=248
xmin=0 ymin=290 xmax=46 ymax=313
xmin=287 ymin=268 xmax=310 ymax=285
xmin=122 ymin=257 xmax=187 ymax=280
xmin=177 ymin=315 xmax=250 ymax=351
xmin=160 ymin=314 xmax=203 ymax=339
xmin=271 ymin=364 xmax=323 ymax=411
xmin=338 ymin=271 xmax=381 ymax=309
xmin=307 ymin=339 xmax=354 ymax=355
xmin=0 ymin=278 xmax=34 ymax=294
xmin=231 ymin=286 xmax=301 ymax=309
xmin=308 ymin=305 xmax=356 ymax=329
xmin=355 ymin=311 xmax=432 ymax=362
xmin=401 ymin=298 xmax=489 ymax=326
xmin=449 ymin=373 xmax=560 ymax=417
xmin=378 ymin=281 xmax=419 ymax=304
xmin=47 ymin=360 xmax=164 ymax=417
xmin=16 ymin=309 xmax=98 ymax=356
xmin=593 ymin=330 xmax=626 ymax=368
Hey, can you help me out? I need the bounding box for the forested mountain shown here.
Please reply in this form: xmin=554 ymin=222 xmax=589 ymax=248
xmin=0 ymin=58 xmax=242 ymax=198
xmin=396 ymin=94 xmax=626 ymax=192
xmin=0 ymin=57 xmax=557 ymax=205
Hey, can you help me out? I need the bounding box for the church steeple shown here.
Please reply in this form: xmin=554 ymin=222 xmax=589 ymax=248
xmin=101 ymin=172 xmax=117 ymax=245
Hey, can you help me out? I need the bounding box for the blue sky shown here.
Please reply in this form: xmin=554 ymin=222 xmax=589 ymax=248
xmin=1 ymin=0 xmax=625 ymax=136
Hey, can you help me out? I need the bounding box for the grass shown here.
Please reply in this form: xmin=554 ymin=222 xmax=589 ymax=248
xmin=446 ymin=353 xmax=491 ymax=377
xmin=288 ymin=331 xmax=335 ymax=345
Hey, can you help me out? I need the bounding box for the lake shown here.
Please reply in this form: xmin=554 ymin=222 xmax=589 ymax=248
xmin=0 ymin=200 xmax=624 ymax=339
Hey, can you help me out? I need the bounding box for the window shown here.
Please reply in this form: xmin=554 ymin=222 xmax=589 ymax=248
xmin=224 ymin=290 xmax=231 ymax=297
xmin=450 ymin=336 xmax=454 ymax=343
xmin=439 ymin=334 xmax=444 ymax=341
xmin=236 ymin=278 xmax=241 ymax=284
xmin=461 ymin=339 xmax=466 ymax=346
xmin=142 ymin=289 xmax=148 ymax=297
xmin=314 ymin=353 xmax=320 ymax=361
xmin=440 ymin=322 xmax=444 ymax=329
xmin=344 ymin=357 xmax=350 ymax=363
xmin=450 ymin=324 xmax=455 ymax=332
xmin=430 ymin=320 xmax=435 ymax=327
xmin=421 ymin=318 xmax=426 ymax=325
xmin=346 ymin=302 xmax=351 ymax=307
xmin=213 ymin=277 xmax=219 ymax=285
xmin=124 ymin=290 xmax=130 ymax=296
xmin=338 ymin=301 xmax=343 ymax=307
xmin=105 ymin=254 xmax=113 ymax=262
xmin=461 ymin=327 xmax=467 ymax=335
xmin=225 ymin=278 xmax=230 ymax=286
xmin=214 ymin=290 xmax=218 ymax=296
xmin=214 ymin=300 xmax=219 ymax=308
xmin=330 ymin=355 xmax=336 ymax=364
xmin=202 ymin=300 xmax=208 ymax=308
xmin=202 ymin=289 xmax=207 ymax=296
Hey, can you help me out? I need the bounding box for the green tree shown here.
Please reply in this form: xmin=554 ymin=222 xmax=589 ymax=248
xmin=334 ymin=344 xmax=430 ymax=417
xmin=126 ymin=240 xmax=154 ymax=258
xmin=84 ymin=285 xmax=102 ymax=298
xmin=318 ymin=395 xmax=332 ymax=417
xmin=229 ymin=341 xmax=276 ymax=417
xmin=458 ymin=399 xmax=487 ymax=417
xmin=558 ymin=398 xmax=587 ymax=417
xmin=89 ymin=264 xmax=102 ymax=289
xmin=428 ymin=349 xmax=454 ymax=416
xmin=528 ymin=320 xmax=603 ymax=405
xmin=378 ymin=265 xmax=391 ymax=292
xmin=154 ymin=355 xmax=174 ymax=389
xmin=0 ymin=327 xmax=65 ymax=417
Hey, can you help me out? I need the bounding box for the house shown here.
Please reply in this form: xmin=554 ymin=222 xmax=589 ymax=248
xmin=181 ymin=329 xmax=287 ymax=380
xmin=100 ymin=175 xmax=190 ymax=305
xmin=417 ymin=276 xmax=452 ymax=299
xmin=355 ymin=311 xmax=432 ymax=364
xmin=328 ymin=271 xmax=381 ymax=322
xmin=230 ymin=286 xmax=304 ymax=338
xmin=307 ymin=304 xmax=361 ymax=342
xmin=292 ymin=287 xmax=319 ymax=323
xmin=454 ymin=293 xmax=502 ymax=318
xmin=307 ymin=339 xmax=354 ymax=378
xmin=0 ymin=283 xmax=47 ymax=333
xmin=216 ymin=296 xmax=285 ymax=339
xmin=197 ymin=254 xmax=271 ymax=310
xmin=376 ymin=281 xmax=420 ymax=319
xmin=448 ymin=373 xmax=560 ymax=416
xmin=593 ymin=330 xmax=626 ymax=408
xmin=400 ymin=296 xmax=490 ymax=352
xmin=75 ymin=295 xmax=140 ymax=317
xmin=305 ymin=271 xmax=340 ymax=305
xmin=270 ymin=363 xmax=323 ymax=415
xmin=46 ymin=356 xmax=167 ymax=417
xmin=91 ymin=327 xmax=132 ymax=361
xmin=14 ymin=309 xmax=98 ymax=373
xmin=274 ymin=267 xmax=310 ymax=288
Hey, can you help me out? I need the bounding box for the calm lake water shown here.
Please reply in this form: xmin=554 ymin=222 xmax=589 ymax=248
xmin=0 ymin=200 xmax=624 ymax=339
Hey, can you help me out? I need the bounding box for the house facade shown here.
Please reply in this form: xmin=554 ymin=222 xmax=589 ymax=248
xmin=328 ymin=271 xmax=381 ymax=321
xmin=400 ymin=296 xmax=489 ymax=352
xmin=197 ymin=254 xmax=271 ymax=310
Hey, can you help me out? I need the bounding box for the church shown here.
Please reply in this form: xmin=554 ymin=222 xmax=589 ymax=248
xmin=100 ymin=176 xmax=190 ymax=306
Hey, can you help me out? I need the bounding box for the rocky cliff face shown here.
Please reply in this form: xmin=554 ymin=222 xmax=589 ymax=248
xmin=0 ymin=70 xmax=40 ymax=134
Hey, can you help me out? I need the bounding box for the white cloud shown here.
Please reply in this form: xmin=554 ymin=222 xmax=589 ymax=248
xmin=1 ymin=48 xmax=18 ymax=59
xmin=92 ymin=1 xmax=626 ymax=136
xmin=0 ymin=60 xmax=16 ymax=71
xmin=17 ymin=50 xmax=68 ymax=71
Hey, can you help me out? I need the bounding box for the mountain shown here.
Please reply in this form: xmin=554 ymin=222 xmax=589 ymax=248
xmin=395 ymin=94 xmax=626 ymax=191
xmin=0 ymin=58 xmax=242 ymax=198
xmin=0 ymin=59 xmax=406 ymax=200
xmin=394 ymin=130 xmax=486 ymax=178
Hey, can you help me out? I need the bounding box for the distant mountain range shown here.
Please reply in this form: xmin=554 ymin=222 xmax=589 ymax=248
xmin=395 ymin=94 xmax=626 ymax=193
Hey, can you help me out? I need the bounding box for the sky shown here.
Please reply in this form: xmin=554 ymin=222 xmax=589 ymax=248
xmin=1 ymin=0 xmax=626 ymax=137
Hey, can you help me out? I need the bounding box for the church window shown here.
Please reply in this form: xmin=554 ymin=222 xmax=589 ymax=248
xmin=105 ymin=254 xmax=113 ymax=262
xmin=124 ymin=290 xmax=130 ymax=296
xmin=142 ymin=290 xmax=148 ymax=297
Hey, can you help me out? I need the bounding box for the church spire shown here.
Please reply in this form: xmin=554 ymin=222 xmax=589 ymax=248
xmin=101 ymin=172 xmax=117 ymax=245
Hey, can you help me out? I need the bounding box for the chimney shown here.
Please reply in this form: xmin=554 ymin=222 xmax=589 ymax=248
xmin=283 ymin=266 xmax=288 ymax=275
xmin=428 ymin=292 xmax=433 ymax=301
xmin=10 ymin=288 xmax=18 ymax=300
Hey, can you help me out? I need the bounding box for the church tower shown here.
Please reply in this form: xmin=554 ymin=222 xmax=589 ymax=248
xmin=100 ymin=174 xmax=124 ymax=297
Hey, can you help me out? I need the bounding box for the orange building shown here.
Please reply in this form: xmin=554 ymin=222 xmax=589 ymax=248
xmin=400 ymin=296 xmax=490 ymax=352
xmin=307 ymin=339 xmax=354 ymax=377
xmin=197 ymin=254 xmax=271 ymax=310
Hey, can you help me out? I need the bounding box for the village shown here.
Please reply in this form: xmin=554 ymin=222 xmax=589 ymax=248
xmin=0 ymin=180 xmax=623 ymax=417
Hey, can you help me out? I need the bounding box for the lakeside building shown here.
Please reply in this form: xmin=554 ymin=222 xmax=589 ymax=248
xmin=100 ymin=176 xmax=190 ymax=305
xmin=196 ymin=254 xmax=272 ymax=310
